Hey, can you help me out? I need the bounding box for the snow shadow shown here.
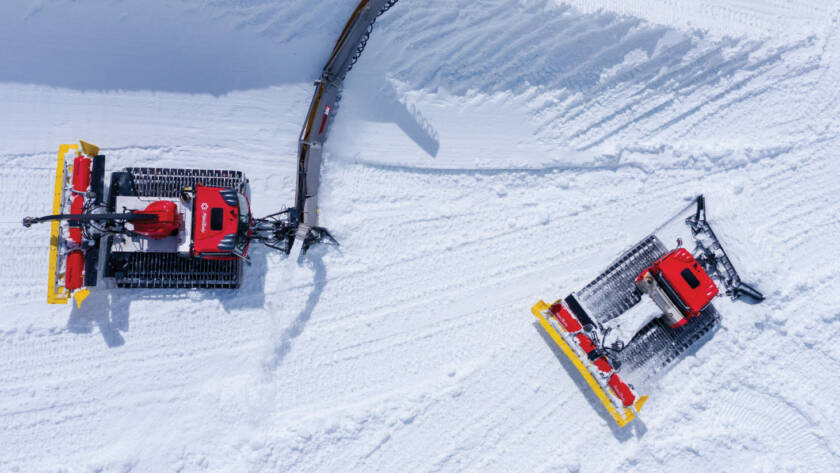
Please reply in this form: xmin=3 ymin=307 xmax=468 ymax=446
xmin=0 ymin=0 xmax=353 ymax=94
xmin=67 ymin=248 xmax=269 ymax=347
xmin=68 ymin=291 xmax=131 ymax=348
xmin=339 ymin=76 xmax=441 ymax=157
xmin=270 ymin=248 xmax=328 ymax=367
xmin=533 ymin=322 xmax=647 ymax=440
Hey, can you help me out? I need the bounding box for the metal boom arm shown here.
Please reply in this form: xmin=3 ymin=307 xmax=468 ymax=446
xmin=685 ymin=195 xmax=765 ymax=302
xmin=22 ymin=212 xmax=155 ymax=228
xmin=291 ymin=0 xmax=399 ymax=250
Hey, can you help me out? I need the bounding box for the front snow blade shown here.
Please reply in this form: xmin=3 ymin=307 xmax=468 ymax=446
xmin=46 ymin=143 xmax=77 ymax=304
xmin=532 ymin=300 xmax=648 ymax=427
xmin=685 ymin=195 xmax=765 ymax=302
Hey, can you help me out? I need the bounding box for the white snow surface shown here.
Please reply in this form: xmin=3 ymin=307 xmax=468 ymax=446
xmin=2 ymin=0 xmax=840 ymax=471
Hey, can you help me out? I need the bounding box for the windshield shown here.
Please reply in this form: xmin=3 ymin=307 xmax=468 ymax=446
xmin=234 ymin=193 xmax=251 ymax=257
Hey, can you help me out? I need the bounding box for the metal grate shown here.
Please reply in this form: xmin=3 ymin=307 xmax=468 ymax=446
xmin=110 ymin=252 xmax=240 ymax=289
xmin=125 ymin=167 xmax=245 ymax=197
xmin=574 ymin=235 xmax=669 ymax=324
xmin=617 ymin=304 xmax=720 ymax=386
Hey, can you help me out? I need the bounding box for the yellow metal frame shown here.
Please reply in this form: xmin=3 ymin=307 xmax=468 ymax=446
xmin=47 ymin=144 xmax=77 ymax=304
xmin=531 ymin=300 xmax=648 ymax=427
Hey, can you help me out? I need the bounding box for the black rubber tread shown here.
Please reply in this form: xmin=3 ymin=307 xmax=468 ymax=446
xmin=574 ymin=235 xmax=668 ymax=325
xmin=108 ymin=251 xmax=240 ymax=289
xmin=83 ymin=238 xmax=100 ymax=287
xmin=564 ymin=294 xmax=596 ymax=328
xmin=616 ymin=304 xmax=721 ymax=385
xmin=125 ymin=167 xmax=246 ymax=198
xmin=90 ymin=155 xmax=106 ymax=205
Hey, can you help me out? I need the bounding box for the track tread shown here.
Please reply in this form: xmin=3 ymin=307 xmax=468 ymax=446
xmin=125 ymin=167 xmax=246 ymax=198
xmin=574 ymin=235 xmax=668 ymax=325
xmin=617 ymin=304 xmax=721 ymax=385
xmin=104 ymin=167 xmax=245 ymax=289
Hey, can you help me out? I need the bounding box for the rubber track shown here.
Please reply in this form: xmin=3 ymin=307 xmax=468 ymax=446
xmin=617 ymin=304 xmax=721 ymax=385
xmin=109 ymin=251 xmax=240 ymax=289
xmin=574 ymin=235 xmax=668 ymax=325
xmin=125 ymin=167 xmax=246 ymax=198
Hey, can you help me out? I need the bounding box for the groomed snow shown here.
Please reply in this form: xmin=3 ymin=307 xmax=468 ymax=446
xmin=2 ymin=0 xmax=839 ymax=471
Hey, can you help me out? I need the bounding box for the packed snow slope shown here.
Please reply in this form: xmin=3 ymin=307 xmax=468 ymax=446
xmin=2 ymin=0 xmax=840 ymax=471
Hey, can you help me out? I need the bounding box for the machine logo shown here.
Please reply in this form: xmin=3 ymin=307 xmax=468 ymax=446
xmin=200 ymin=202 xmax=208 ymax=233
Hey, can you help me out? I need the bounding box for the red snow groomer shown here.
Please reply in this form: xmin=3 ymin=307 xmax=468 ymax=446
xmin=22 ymin=141 xmax=334 ymax=307
xmin=20 ymin=2 xmax=403 ymax=308
xmin=532 ymin=196 xmax=763 ymax=427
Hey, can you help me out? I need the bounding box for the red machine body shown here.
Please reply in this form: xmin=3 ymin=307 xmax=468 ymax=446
xmin=30 ymin=143 xmax=269 ymax=300
xmin=532 ymin=197 xmax=765 ymax=427
xmin=132 ymin=201 xmax=181 ymax=239
xmin=641 ymin=248 xmax=718 ymax=318
xmin=546 ymin=246 xmax=719 ymax=408
xmin=191 ymin=186 xmax=247 ymax=259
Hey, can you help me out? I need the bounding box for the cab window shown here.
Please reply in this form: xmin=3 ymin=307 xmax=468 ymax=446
xmin=210 ymin=208 xmax=223 ymax=231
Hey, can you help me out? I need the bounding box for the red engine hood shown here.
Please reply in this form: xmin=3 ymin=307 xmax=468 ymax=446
xmin=654 ymin=248 xmax=718 ymax=316
xmin=192 ymin=186 xmax=240 ymax=256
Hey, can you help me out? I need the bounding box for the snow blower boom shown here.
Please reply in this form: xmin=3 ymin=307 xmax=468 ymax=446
xmin=294 ymin=0 xmax=399 ymax=250
xmin=21 ymin=0 xmax=400 ymax=307
xmin=532 ymin=196 xmax=763 ymax=427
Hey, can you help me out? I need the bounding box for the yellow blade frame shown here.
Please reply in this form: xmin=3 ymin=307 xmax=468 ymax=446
xmin=531 ymin=300 xmax=648 ymax=427
xmin=47 ymin=144 xmax=77 ymax=304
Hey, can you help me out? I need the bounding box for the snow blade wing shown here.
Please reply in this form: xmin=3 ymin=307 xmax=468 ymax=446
xmin=294 ymin=0 xmax=400 ymax=252
xmin=685 ymin=195 xmax=765 ymax=302
xmin=46 ymin=144 xmax=77 ymax=304
xmin=532 ymin=300 xmax=649 ymax=427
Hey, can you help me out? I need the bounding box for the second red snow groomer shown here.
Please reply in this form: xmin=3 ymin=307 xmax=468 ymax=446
xmin=532 ymin=196 xmax=764 ymax=426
